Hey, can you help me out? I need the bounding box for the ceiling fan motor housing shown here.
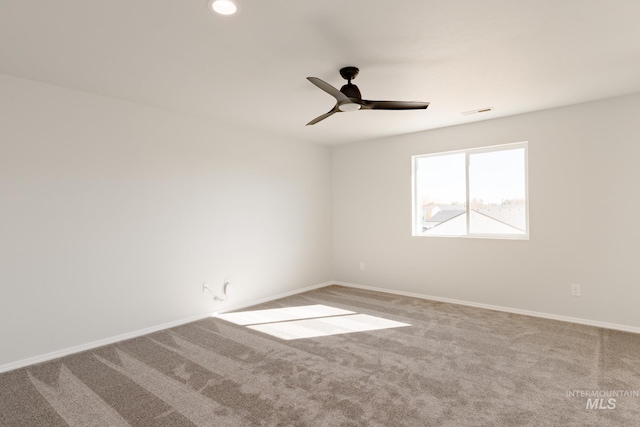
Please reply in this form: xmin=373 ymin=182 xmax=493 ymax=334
xmin=339 ymin=66 xmax=361 ymax=100
xmin=340 ymin=83 xmax=362 ymax=100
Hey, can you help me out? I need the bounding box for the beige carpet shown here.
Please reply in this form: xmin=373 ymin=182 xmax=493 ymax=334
xmin=1 ymin=285 xmax=639 ymax=426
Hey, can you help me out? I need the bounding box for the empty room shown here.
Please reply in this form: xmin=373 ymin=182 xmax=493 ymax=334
xmin=1 ymin=1 xmax=640 ymax=426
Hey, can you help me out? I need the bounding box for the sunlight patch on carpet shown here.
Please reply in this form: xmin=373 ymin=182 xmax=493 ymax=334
xmin=246 ymin=314 xmax=411 ymax=340
xmin=216 ymin=304 xmax=355 ymax=325
xmin=217 ymin=304 xmax=411 ymax=340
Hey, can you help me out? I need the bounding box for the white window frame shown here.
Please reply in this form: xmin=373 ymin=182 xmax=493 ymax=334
xmin=412 ymin=141 xmax=529 ymax=240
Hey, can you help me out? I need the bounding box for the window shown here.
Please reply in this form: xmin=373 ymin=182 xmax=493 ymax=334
xmin=412 ymin=142 xmax=528 ymax=239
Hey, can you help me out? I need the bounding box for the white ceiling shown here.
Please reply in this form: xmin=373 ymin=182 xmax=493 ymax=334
xmin=2 ymin=1 xmax=640 ymax=145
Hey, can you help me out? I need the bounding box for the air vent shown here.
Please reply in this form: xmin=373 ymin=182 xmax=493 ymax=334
xmin=461 ymin=107 xmax=494 ymax=116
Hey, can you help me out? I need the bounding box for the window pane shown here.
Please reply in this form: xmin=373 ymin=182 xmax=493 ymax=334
xmin=468 ymin=148 xmax=526 ymax=235
xmin=415 ymin=153 xmax=466 ymax=235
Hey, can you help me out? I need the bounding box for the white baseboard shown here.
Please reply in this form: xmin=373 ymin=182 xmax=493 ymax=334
xmin=0 ymin=312 xmax=212 ymax=374
xmin=333 ymin=281 xmax=640 ymax=335
xmin=0 ymin=281 xmax=334 ymax=374
xmin=4 ymin=280 xmax=636 ymax=374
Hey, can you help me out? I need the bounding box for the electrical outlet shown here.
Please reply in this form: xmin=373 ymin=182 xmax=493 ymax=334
xmin=571 ymin=284 xmax=581 ymax=297
xmin=359 ymin=262 xmax=365 ymax=271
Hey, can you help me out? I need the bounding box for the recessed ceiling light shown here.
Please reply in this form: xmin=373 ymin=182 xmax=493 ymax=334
xmin=208 ymin=0 xmax=237 ymax=15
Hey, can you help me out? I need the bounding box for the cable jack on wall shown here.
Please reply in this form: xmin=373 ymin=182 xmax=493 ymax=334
xmin=203 ymin=279 xmax=233 ymax=302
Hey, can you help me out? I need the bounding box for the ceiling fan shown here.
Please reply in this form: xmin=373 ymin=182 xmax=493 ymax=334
xmin=306 ymin=66 xmax=430 ymax=125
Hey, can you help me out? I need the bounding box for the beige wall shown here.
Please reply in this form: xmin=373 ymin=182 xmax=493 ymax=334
xmin=332 ymin=92 xmax=640 ymax=328
xmin=3 ymin=70 xmax=639 ymax=370
xmin=0 ymin=74 xmax=333 ymax=367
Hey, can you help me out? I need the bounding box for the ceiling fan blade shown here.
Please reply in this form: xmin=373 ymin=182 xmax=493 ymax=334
xmin=307 ymin=77 xmax=350 ymax=103
xmin=359 ymin=100 xmax=430 ymax=110
xmin=306 ymin=107 xmax=339 ymax=126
